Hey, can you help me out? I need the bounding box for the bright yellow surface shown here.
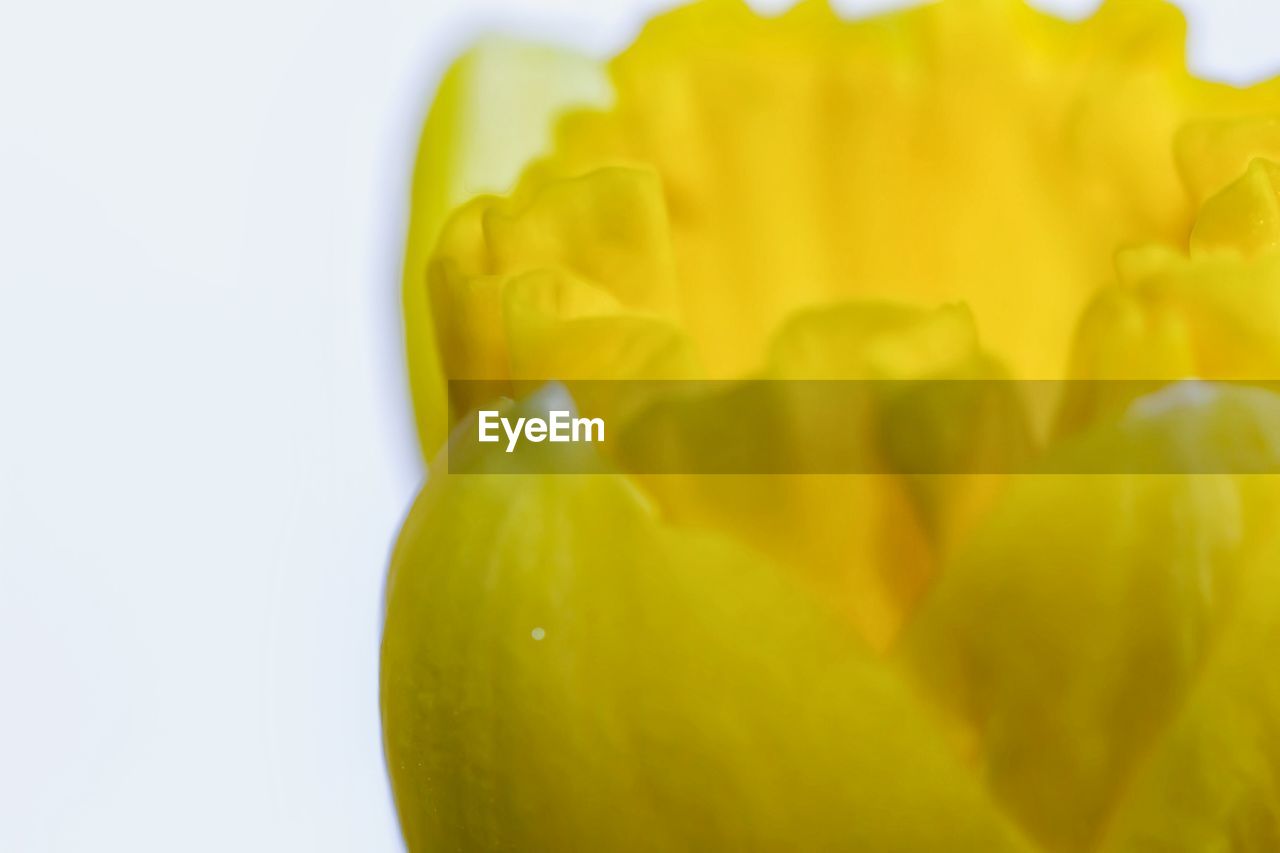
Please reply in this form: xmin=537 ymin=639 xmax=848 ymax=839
xmin=386 ymin=0 xmax=1280 ymax=849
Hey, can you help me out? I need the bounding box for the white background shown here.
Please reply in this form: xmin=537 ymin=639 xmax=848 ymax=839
xmin=1 ymin=0 xmax=1278 ymax=850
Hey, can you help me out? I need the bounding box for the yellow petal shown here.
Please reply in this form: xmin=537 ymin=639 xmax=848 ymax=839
xmin=1191 ymin=157 xmax=1280 ymax=259
xmin=620 ymin=301 xmax=1025 ymax=649
xmin=403 ymin=39 xmax=610 ymax=452
xmin=1176 ymin=115 xmax=1280 ymax=205
xmin=413 ymin=0 xmax=1280 ymax=416
xmin=430 ymin=165 xmax=698 ymax=417
xmin=1070 ymin=228 xmax=1280 ymax=386
xmin=383 ymin=397 xmax=1035 ymax=851
xmin=502 ymin=271 xmax=698 ymax=386
xmin=901 ymin=383 xmax=1280 ymax=851
xmin=390 ymin=1 xmax=1280 ymax=849
xmin=1067 ymin=155 xmax=1280 ymax=435
xmin=508 ymin=0 xmax=1280 ymax=379
xmin=1097 ymin=531 xmax=1280 ymax=851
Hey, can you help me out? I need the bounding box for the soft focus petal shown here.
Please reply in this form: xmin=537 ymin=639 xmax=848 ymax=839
xmin=388 ymin=1 xmax=1280 ymax=849
xmin=1176 ymin=115 xmax=1280 ymax=205
xmin=383 ymin=396 xmax=1035 ymax=852
xmin=403 ymin=40 xmax=611 ymax=451
xmin=430 ymin=164 xmax=697 ymax=419
xmin=623 ymin=301 xmax=1025 ymax=648
xmin=901 ymin=384 xmax=1280 ymax=851
xmin=413 ymin=0 xmax=1280 ymax=425
xmin=1191 ymin=157 xmax=1280 ymax=258
xmin=1070 ymin=160 xmax=1280 ymax=390
xmin=1098 ymin=530 xmax=1280 ymax=851
xmin=451 ymin=0 xmax=1280 ymax=383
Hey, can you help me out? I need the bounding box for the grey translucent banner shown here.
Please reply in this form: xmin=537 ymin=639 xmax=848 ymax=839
xmin=445 ymin=379 xmax=1280 ymax=475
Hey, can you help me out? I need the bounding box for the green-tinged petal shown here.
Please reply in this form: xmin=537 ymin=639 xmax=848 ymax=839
xmin=901 ymin=383 xmax=1280 ymax=852
xmin=404 ymin=40 xmax=611 ymax=453
xmin=382 ymin=394 xmax=1035 ymax=852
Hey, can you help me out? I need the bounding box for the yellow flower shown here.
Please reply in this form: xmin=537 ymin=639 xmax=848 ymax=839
xmin=383 ymin=0 xmax=1280 ymax=850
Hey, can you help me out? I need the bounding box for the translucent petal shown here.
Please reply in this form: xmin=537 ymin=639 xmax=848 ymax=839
xmin=403 ymin=40 xmax=611 ymax=451
xmin=901 ymin=384 xmax=1280 ymax=851
xmin=383 ymin=399 xmax=1035 ymax=851
xmin=621 ymin=301 xmax=1025 ymax=649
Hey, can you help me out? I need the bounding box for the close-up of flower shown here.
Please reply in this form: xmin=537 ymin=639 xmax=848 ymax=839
xmin=14 ymin=0 xmax=1280 ymax=849
xmin=379 ymin=0 xmax=1280 ymax=850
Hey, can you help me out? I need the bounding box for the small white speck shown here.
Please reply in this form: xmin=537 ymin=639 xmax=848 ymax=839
xmin=531 ymin=627 xmax=546 ymax=641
